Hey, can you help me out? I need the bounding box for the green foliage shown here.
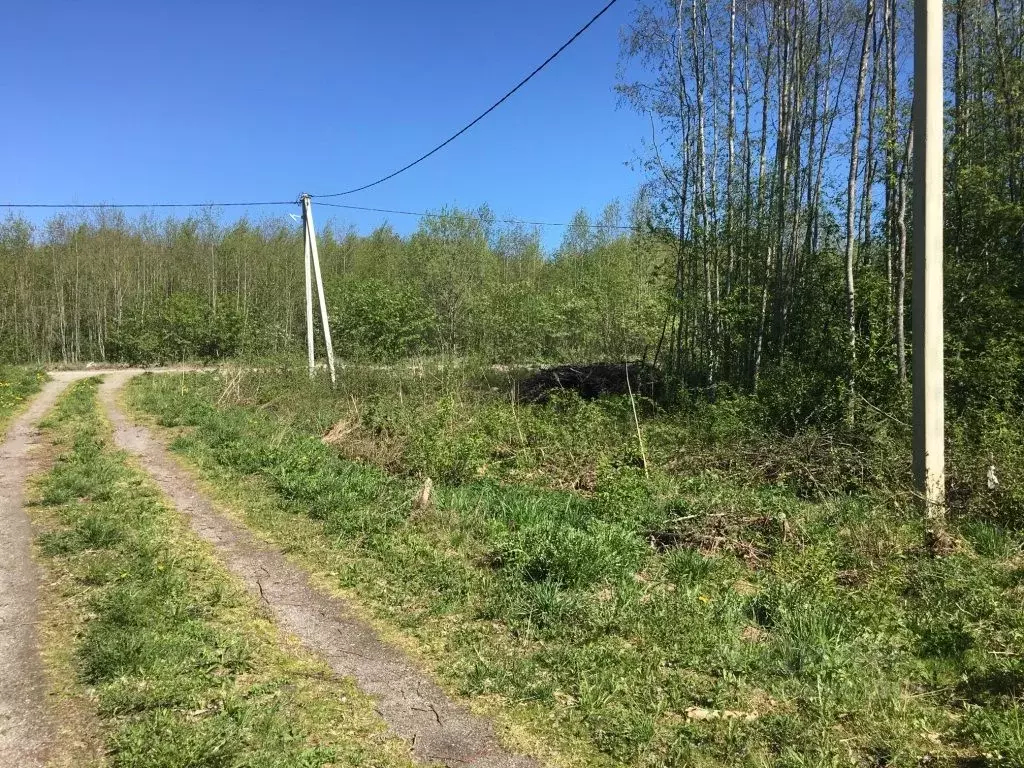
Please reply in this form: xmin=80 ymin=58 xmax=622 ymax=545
xmin=110 ymin=292 xmax=241 ymax=364
xmin=0 ymin=204 xmax=663 ymax=370
xmin=0 ymin=0 xmax=1021 ymax=471
xmin=327 ymin=278 xmax=434 ymax=362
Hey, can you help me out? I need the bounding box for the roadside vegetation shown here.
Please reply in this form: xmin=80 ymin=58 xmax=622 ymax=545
xmin=0 ymin=365 xmax=45 ymax=431
xmin=32 ymin=377 xmax=415 ymax=768
xmin=128 ymin=366 xmax=1024 ymax=766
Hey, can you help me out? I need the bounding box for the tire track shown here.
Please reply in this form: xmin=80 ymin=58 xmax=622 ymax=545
xmin=0 ymin=372 xmax=95 ymax=767
xmin=99 ymin=371 xmax=537 ymax=768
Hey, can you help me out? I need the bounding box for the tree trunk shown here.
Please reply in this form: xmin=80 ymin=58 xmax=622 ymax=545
xmin=896 ymin=126 xmax=913 ymax=384
xmin=844 ymin=0 xmax=875 ymax=423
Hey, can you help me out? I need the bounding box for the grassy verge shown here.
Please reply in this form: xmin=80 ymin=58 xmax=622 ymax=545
xmin=127 ymin=368 xmax=1024 ymax=767
xmin=31 ymin=377 xmax=416 ymax=768
xmin=0 ymin=365 xmax=46 ymax=432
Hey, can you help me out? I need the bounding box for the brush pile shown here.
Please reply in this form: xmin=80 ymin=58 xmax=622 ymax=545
xmin=514 ymin=362 xmax=662 ymax=403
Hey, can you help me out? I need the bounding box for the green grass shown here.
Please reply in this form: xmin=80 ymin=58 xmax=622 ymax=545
xmin=126 ymin=367 xmax=1024 ymax=767
xmin=32 ymin=377 xmax=416 ymax=768
xmin=0 ymin=365 xmax=46 ymax=432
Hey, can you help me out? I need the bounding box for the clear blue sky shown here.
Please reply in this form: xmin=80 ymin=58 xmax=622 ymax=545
xmin=1 ymin=0 xmax=647 ymax=246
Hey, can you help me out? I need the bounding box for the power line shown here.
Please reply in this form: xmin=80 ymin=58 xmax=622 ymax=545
xmin=1 ymin=1 xmax=622 ymax=215
xmin=1 ymin=198 xmax=638 ymax=231
xmin=0 ymin=192 xmax=629 ymax=229
xmin=314 ymin=200 xmax=638 ymax=230
xmin=312 ymin=0 xmax=621 ymax=199
xmin=0 ymin=200 xmax=295 ymax=209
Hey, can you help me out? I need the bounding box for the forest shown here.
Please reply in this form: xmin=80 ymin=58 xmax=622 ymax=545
xmin=1 ymin=0 xmax=1022 ymax=433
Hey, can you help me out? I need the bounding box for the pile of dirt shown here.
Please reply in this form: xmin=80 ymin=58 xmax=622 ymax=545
xmin=514 ymin=362 xmax=662 ymax=404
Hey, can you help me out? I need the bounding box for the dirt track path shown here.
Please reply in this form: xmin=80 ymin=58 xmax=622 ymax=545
xmin=99 ymin=371 xmax=536 ymax=768
xmin=0 ymin=372 xmax=97 ymax=767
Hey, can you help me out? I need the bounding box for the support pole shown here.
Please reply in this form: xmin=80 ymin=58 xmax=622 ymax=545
xmin=912 ymin=0 xmax=944 ymax=517
xmin=303 ymin=202 xmax=315 ymax=379
xmin=301 ymin=195 xmax=337 ymax=387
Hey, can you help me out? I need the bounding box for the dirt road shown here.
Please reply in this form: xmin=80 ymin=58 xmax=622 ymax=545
xmin=1 ymin=368 xmax=534 ymax=767
xmin=96 ymin=371 xmax=535 ymax=768
xmin=0 ymin=368 xmax=212 ymax=767
xmin=0 ymin=372 xmax=95 ymax=767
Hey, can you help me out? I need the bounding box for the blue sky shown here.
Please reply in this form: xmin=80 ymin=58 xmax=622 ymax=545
xmin=1 ymin=0 xmax=647 ymax=246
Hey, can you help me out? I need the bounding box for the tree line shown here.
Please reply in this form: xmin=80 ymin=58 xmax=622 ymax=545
xmin=0 ymin=204 xmax=665 ymax=368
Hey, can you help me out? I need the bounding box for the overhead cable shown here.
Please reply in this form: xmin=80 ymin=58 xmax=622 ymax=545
xmin=314 ymin=200 xmax=637 ymax=230
xmin=0 ymin=200 xmax=295 ymax=210
xmin=312 ymin=0 xmax=621 ymax=199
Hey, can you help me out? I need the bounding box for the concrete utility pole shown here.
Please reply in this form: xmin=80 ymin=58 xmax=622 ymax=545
xmin=303 ymin=201 xmax=316 ymax=379
xmin=300 ymin=195 xmax=338 ymax=387
xmin=912 ymin=0 xmax=945 ymax=516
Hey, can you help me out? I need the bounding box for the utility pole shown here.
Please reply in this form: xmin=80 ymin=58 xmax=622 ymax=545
xmin=303 ymin=200 xmax=316 ymax=379
xmin=912 ymin=0 xmax=944 ymax=517
xmin=300 ymin=194 xmax=338 ymax=387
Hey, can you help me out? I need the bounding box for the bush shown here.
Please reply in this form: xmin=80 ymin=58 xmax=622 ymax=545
xmin=109 ymin=293 xmax=241 ymax=364
xmin=327 ymin=278 xmax=434 ymax=362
